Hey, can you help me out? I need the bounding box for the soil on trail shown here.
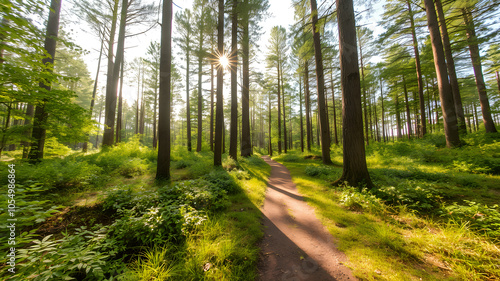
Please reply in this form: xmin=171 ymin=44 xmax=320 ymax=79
xmin=258 ymin=156 xmax=356 ymax=281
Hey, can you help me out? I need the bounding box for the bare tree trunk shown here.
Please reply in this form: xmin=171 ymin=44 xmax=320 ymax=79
xmin=282 ymin=68 xmax=288 ymax=153
xmin=214 ymin=0 xmax=224 ymax=166
xmin=330 ymin=71 xmax=338 ymax=145
xmin=407 ymin=0 xmax=427 ymax=137
xmin=310 ymin=0 xmax=331 ymax=164
xmin=102 ymin=0 xmax=126 ymax=148
xmin=334 ymin=0 xmax=372 ymax=187
xmin=424 ymin=0 xmax=461 ymax=147
xmin=229 ymin=0 xmax=238 ymax=160
xmin=29 ymin=0 xmax=62 ymax=162
xmin=462 ymin=7 xmax=497 ymax=133
xmin=83 ymin=35 xmax=104 ymax=152
xmin=304 ymin=61 xmax=312 ymax=151
xmin=299 ymin=77 xmax=304 ymax=152
xmin=116 ymin=59 xmax=124 ymax=143
xmin=197 ymin=20 xmax=204 ymax=152
xmin=241 ymin=0 xmax=252 ymax=157
xmin=380 ymin=78 xmax=386 ymax=142
xmin=210 ymin=62 xmax=214 ymax=151
xmin=403 ymin=75 xmax=412 ymax=139
xmin=22 ymin=104 xmax=34 ymax=158
xmin=358 ymin=29 xmax=369 ymax=146
xmin=156 ymin=0 xmax=172 ymax=180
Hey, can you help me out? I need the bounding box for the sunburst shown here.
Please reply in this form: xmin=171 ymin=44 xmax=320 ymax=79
xmin=210 ymin=48 xmax=234 ymax=71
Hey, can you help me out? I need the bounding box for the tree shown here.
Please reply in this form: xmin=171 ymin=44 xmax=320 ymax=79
xmin=333 ymin=0 xmax=373 ymax=188
xmin=214 ymin=0 xmax=224 ymax=166
xmin=156 ymin=0 xmax=172 ymax=180
xmin=310 ymin=0 xmax=331 ymax=164
xmin=423 ymin=0 xmax=461 ymax=147
xmin=462 ymin=6 xmax=497 ymax=133
xmin=435 ymin=0 xmax=467 ymax=135
xmin=28 ymin=0 xmax=62 ymax=161
xmin=229 ymin=0 xmax=238 ymax=160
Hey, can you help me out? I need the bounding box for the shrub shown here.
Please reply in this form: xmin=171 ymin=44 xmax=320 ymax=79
xmin=374 ymin=181 xmax=443 ymax=212
xmin=117 ymin=158 xmax=149 ymax=178
xmin=443 ymin=200 xmax=500 ymax=239
xmin=339 ymin=187 xmax=385 ymax=214
xmin=103 ymin=188 xmax=134 ymax=212
xmin=204 ymin=169 xmax=239 ymax=194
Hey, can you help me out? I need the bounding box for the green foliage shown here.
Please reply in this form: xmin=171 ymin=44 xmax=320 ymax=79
xmin=339 ymin=187 xmax=385 ymax=214
xmin=129 ymin=246 xmax=178 ymax=280
xmin=11 ymin=227 xmax=114 ymax=281
xmin=203 ymin=169 xmax=239 ymax=194
xmin=443 ymin=201 xmax=500 ymax=239
xmin=117 ymin=158 xmax=149 ymax=178
xmin=374 ymin=182 xmax=444 ymax=212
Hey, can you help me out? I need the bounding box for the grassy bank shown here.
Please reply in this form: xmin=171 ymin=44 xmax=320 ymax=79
xmin=273 ymin=132 xmax=500 ymax=280
xmin=0 ymin=139 xmax=270 ymax=280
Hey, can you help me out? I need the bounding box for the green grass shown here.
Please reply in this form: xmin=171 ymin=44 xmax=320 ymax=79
xmin=273 ymin=133 xmax=500 ymax=280
xmin=0 ymin=139 xmax=270 ymax=281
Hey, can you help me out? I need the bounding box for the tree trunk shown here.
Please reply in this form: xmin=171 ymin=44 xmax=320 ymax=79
xmin=434 ymin=0 xmax=467 ymax=135
xmin=210 ymin=62 xmax=214 ymax=151
xmin=214 ymin=0 xmax=224 ymax=166
xmin=407 ymin=0 xmax=427 ymax=137
xmin=186 ymin=44 xmax=192 ymax=151
xmin=358 ymin=29 xmax=369 ymax=146
xmin=282 ymin=68 xmax=288 ymax=153
xmin=330 ymin=71 xmax=338 ymax=145
xmin=268 ymin=89 xmax=272 ymax=156
xmin=334 ymin=0 xmax=372 ymax=188
xmin=462 ymin=7 xmax=497 ymax=133
xmin=403 ymin=75 xmax=412 ymax=139
xmin=156 ymin=0 xmax=172 ymax=180
xmin=153 ymin=78 xmax=158 ymax=149
xmin=310 ymin=0 xmax=331 ymax=164
xmin=229 ymin=0 xmax=238 ymax=160
xmin=380 ymin=79 xmax=386 ymax=142
xmin=116 ymin=59 xmax=124 ymax=143
xmin=83 ymin=35 xmax=104 ymax=152
xmin=197 ymin=20 xmax=204 ymax=152
xmin=22 ymin=104 xmax=34 ymax=158
xmin=102 ymin=0 xmax=125 ymax=148
xmin=424 ymin=0 xmax=461 ymax=147
xmin=29 ymin=0 xmax=62 ymax=162
xmin=304 ymin=61 xmax=312 ymax=151
xmin=299 ymin=77 xmax=304 ymax=152
xmin=241 ymin=0 xmax=252 ymax=157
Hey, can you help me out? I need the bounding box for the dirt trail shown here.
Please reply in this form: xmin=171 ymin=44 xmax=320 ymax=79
xmin=257 ymin=156 xmax=356 ymax=281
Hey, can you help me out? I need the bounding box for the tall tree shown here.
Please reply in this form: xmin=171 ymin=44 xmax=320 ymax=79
xmin=229 ymin=0 xmax=238 ymax=160
xmin=214 ymin=0 xmax=224 ymax=166
xmin=462 ymin=6 xmax=497 ymax=133
xmin=435 ymin=0 xmax=467 ymax=135
xmin=156 ymin=0 xmax=172 ymax=180
xmin=333 ymin=0 xmax=372 ymax=188
xmin=28 ymin=0 xmax=62 ymax=161
xmin=423 ymin=0 xmax=461 ymax=147
xmin=310 ymin=0 xmax=331 ymax=164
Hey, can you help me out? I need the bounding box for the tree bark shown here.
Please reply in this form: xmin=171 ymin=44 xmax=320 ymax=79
xmin=435 ymin=0 xmax=467 ymax=135
xmin=330 ymin=71 xmax=338 ymax=145
xmin=334 ymin=0 xmax=372 ymax=188
xmin=403 ymin=75 xmax=412 ymax=139
xmin=116 ymin=59 xmax=124 ymax=143
xmin=424 ymin=0 xmax=461 ymax=147
xmin=156 ymin=0 xmax=172 ymax=180
xmin=214 ymin=0 xmax=224 ymax=166
xmin=407 ymin=0 xmax=427 ymax=137
xmin=299 ymin=77 xmax=304 ymax=152
xmin=29 ymin=0 xmax=62 ymax=162
xmin=102 ymin=0 xmax=125 ymax=148
xmin=241 ymin=0 xmax=252 ymax=157
xmin=210 ymin=62 xmax=214 ymax=151
xmin=197 ymin=16 xmax=204 ymax=152
xmin=282 ymin=67 xmax=287 ymax=153
xmin=229 ymin=0 xmax=238 ymax=160
xmin=310 ymin=0 xmax=332 ymax=164
xmin=304 ymin=61 xmax=312 ymax=152
xmin=462 ymin=7 xmax=497 ymax=133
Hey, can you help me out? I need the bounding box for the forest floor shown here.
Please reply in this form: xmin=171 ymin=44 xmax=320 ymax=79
xmin=257 ymin=156 xmax=355 ymax=281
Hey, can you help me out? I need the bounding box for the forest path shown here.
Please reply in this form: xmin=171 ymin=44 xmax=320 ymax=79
xmin=257 ymin=155 xmax=356 ymax=281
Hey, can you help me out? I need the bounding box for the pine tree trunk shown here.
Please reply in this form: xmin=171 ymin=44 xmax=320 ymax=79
xmin=214 ymin=0 xmax=224 ymax=166
xmin=241 ymin=0 xmax=252 ymax=157
xmin=299 ymin=77 xmax=304 ymax=152
xmin=434 ymin=0 xmax=467 ymax=135
xmin=229 ymin=0 xmax=238 ymax=160
xmin=310 ymin=0 xmax=331 ymax=164
xmin=330 ymin=71 xmax=338 ymax=145
xmin=282 ymin=68 xmax=287 ymax=153
xmin=462 ymin=7 xmax=497 ymax=133
xmin=380 ymin=79 xmax=386 ymax=142
xmin=210 ymin=62 xmax=214 ymax=151
xmin=186 ymin=47 xmax=192 ymax=151
xmin=358 ymin=29 xmax=369 ymax=146
xmin=304 ymin=61 xmax=312 ymax=152
xmin=334 ymin=0 xmax=372 ymax=187
xmin=102 ymin=0 xmax=126 ymax=148
xmin=424 ymin=0 xmax=461 ymax=147
xmin=29 ymin=0 xmax=62 ymax=162
xmin=403 ymin=75 xmax=412 ymax=139
xmin=156 ymin=0 xmax=172 ymax=180
xmin=116 ymin=59 xmax=124 ymax=143
xmin=277 ymin=64 xmax=282 ymax=154
xmin=197 ymin=23 xmax=204 ymax=152
xmin=407 ymin=0 xmax=427 ymax=137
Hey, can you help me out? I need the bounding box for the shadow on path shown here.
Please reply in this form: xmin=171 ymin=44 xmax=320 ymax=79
xmin=257 ymin=156 xmax=356 ymax=281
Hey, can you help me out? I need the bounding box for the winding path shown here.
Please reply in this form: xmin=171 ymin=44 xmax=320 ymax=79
xmin=257 ymin=156 xmax=356 ymax=281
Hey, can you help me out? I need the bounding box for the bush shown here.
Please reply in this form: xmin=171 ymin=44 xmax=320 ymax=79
xmin=204 ymin=169 xmax=239 ymax=194
xmin=117 ymin=158 xmax=149 ymax=178
xmin=339 ymin=187 xmax=385 ymax=214
xmin=159 ymin=180 xmax=230 ymax=211
xmin=374 ymin=181 xmax=443 ymax=212
xmin=443 ymin=200 xmax=500 ymax=239
xmin=305 ymin=165 xmax=332 ymax=177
